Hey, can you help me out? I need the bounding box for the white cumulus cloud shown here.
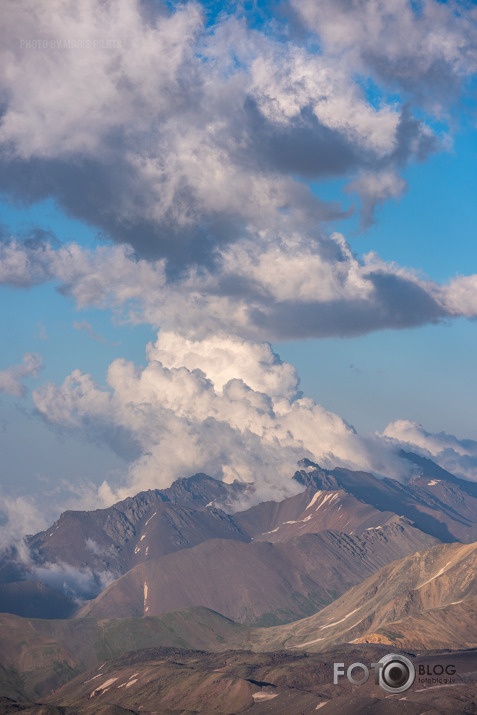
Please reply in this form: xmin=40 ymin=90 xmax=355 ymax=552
xmin=381 ymin=419 xmax=477 ymax=482
xmin=0 ymin=0 xmax=464 ymax=259
xmin=33 ymin=331 xmax=413 ymax=506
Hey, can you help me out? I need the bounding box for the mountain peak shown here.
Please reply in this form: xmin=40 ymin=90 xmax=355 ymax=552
xmin=293 ymin=462 xmax=339 ymax=490
xmin=162 ymin=472 xmax=242 ymax=508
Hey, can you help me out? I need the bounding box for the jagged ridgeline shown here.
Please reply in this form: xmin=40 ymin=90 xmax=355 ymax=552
xmin=0 ymin=458 xmax=476 ymax=713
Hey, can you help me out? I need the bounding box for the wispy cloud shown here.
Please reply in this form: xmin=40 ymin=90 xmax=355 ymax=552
xmin=35 ymin=322 xmax=48 ymax=341
xmin=0 ymin=352 xmax=43 ymax=397
xmin=73 ymin=319 xmax=108 ymax=344
xmin=29 ymin=561 xmax=116 ymax=602
xmin=0 ymin=490 xmax=48 ymax=554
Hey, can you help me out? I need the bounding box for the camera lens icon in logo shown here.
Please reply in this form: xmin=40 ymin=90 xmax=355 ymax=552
xmin=377 ymin=654 xmax=415 ymax=693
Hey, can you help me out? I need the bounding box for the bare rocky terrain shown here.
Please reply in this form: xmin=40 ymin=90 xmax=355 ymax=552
xmin=294 ymin=458 xmax=477 ymax=543
xmin=0 ymin=459 xmax=476 ymax=713
xmin=3 ymin=646 xmax=476 ymax=714
xmin=25 ymin=474 xmax=250 ymax=576
xmin=251 ymin=541 xmax=477 ymax=652
xmin=78 ymin=521 xmax=437 ymax=624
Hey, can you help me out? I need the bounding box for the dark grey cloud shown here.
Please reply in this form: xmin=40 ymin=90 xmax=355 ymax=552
xmin=244 ymin=99 xmax=361 ymax=178
xmin=0 ymin=145 xmax=344 ymax=272
xmin=0 ymin=0 xmax=454 ymax=268
xmin=0 ymin=230 xmax=474 ymax=342
xmin=391 ymin=105 xmax=440 ymax=166
xmin=0 ymin=0 xmax=475 ymax=339
xmin=248 ymin=272 xmax=446 ymax=340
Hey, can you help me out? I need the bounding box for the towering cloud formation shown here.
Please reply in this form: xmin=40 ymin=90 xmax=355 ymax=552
xmin=0 ymin=0 xmax=476 ymax=518
xmin=33 ymin=331 xmax=411 ymax=504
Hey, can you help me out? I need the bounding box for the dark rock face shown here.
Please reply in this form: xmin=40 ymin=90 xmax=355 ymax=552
xmin=293 ymin=459 xmax=340 ymax=490
xmin=26 ymin=501 xmax=250 ymax=578
xmin=103 ymin=509 xmax=138 ymax=544
xmin=162 ymin=472 xmax=248 ymax=509
xmin=25 ymin=474 xmax=248 ymax=572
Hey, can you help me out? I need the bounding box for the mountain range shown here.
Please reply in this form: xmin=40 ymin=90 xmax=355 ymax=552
xmin=0 ymin=455 xmax=476 ymax=713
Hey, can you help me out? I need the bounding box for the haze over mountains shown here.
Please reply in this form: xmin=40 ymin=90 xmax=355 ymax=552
xmin=78 ymin=522 xmax=436 ymax=624
xmin=0 ymin=457 xmax=476 ymax=712
xmin=1 ymin=456 xmax=476 ymax=619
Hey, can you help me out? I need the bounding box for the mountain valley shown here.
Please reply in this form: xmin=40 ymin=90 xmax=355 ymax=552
xmin=0 ymin=460 xmax=476 ymax=713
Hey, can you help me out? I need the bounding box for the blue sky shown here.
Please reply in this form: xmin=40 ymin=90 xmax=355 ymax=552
xmin=278 ymin=122 xmax=477 ymax=434
xmin=1 ymin=0 xmax=477 ymax=537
